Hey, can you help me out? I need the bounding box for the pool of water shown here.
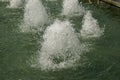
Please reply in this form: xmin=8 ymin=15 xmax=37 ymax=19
xmin=0 ymin=1 xmax=120 ymax=80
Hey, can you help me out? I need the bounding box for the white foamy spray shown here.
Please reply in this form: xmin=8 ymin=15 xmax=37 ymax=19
xmin=34 ymin=20 xmax=88 ymax=70
xmin=46 ymin=0 xmax=57 ymax=1
xmin=61 ymin=0 xmax=85 ymax=17
xmin=0 ymin=0 xmax=9 ymax=2
xmin=80 ymin=11 xmax=104 ymax=39
xmin=20 ymin=0 xmax=48 ymax=32
xmin=7 ymin=0 xmax=22 ymax=8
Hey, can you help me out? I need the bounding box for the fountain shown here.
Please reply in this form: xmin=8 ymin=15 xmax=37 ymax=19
xmin=20 ymin=0 xmax=48 ymax=32
xmin=0 ymin=0 xmax=9 ymax=2
xmin=80 ymin=10 xmax=104 ymax=39
xmin=34 ymin=19 xmax=88 ymax=70
xmin=46 ymin=0 xmax=57 ymax=1
xmin=7 ymin=0 xmax=23 ymax=8
xmin=61 ymin=0 xmax=85 ymax=17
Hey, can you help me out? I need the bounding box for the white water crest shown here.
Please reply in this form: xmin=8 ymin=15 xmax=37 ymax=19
xmin=80 ymin=11 xmax=104 ymax=39
xmin=34 ymin=19 xmax=88 ymax=70
xmin=20 ymin=0 xmax=48 ymax=32
xmin=61 ymin=0 xmax=85 ymax=17
xmin=7 ymin=0 xmax=22 ymax=8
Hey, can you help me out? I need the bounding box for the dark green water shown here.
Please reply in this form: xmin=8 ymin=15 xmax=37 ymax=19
xmin=0 ymin=1 xmax=120 ymax=80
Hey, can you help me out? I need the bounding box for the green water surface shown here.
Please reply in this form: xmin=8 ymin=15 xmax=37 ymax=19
xmin=0 ymin=1 xmax=120 ymax=80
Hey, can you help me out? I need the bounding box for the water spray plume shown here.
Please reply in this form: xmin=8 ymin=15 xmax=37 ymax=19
xmin=80 ymin=10 xmax=104 ymax=39
xmin=20 ymin=0 xmax=48 ymax=32
xmin=34 ymin=19 xmax=88 ymax=70
xmin=61 ymin=0 xmax=85 ymax=17
xmin=7 ymin=0 xmax=22 ymax=8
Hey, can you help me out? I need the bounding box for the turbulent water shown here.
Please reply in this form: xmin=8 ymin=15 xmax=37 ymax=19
xmin=20 ymin=0 xmax=48 ymax=32
xmin=7 ymin=0 xmax=22 ymax=8
xmin=61 ymin=0 xmax=85 ymax=17
xmin=34 ymin=19 xmax=89 ymax=70
xmin=46 ymin=0 xmax=57 ymax=1
xmin=1 ymin=0 xmax=120 ymax=80
xmin=80 ymin=10 xmax=104 ymax=39
xmin=0 ymin=0 xmax=9 ymax=2
xmin=6 ymin=0 xmax=103 ymax=70
xmin=21 ymin=0 xmax=103 ymax=70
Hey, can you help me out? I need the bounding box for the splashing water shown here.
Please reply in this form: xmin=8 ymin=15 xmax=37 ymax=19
xmin=61 ymin=0 xmax=85 ymax=17
xmin=46 ymin=0 xmax=57 ymax=1
xmin=20 ymin=0 xmax=48 ymax=32
xmin=0 ymin=0 xmax=9 ymax=2
xmin=33 ymin=19 xmax=88 ymax=70
xmin=7 ymin=0 xmax=22 ymax=8
xmin=80 ymin=11 xmax=104 ymax=39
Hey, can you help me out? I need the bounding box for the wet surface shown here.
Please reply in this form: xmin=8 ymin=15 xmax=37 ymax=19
xmin=0 ymin=1 xmax=120 ymax=80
